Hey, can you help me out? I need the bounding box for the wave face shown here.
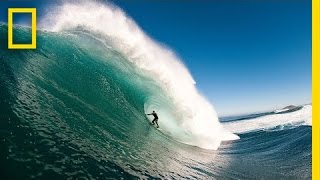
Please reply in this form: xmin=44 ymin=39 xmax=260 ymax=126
xmin=39 ymin=1 xmax=238 ymax=149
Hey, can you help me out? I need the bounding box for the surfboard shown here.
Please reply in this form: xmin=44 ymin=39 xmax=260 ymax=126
xmin=150 ymin=123 xmax=161 ymax=130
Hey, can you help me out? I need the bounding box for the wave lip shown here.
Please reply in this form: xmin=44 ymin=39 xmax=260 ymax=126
xmin=40 ymin=1 xmax=238 ymax=150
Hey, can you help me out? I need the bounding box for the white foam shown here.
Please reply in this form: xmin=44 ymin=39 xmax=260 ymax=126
xmin=40 ymin=1 xmax=238 ymax=150
xmin=223 ymin=105 xmax=312 ymax=134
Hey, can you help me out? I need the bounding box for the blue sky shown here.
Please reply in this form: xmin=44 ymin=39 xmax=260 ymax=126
xmin=0 ymin=0 xmax=311 ymax=116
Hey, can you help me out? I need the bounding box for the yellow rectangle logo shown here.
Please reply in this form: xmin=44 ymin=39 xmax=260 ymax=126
xmin=8 ymin=8 xmax=37 ymax=49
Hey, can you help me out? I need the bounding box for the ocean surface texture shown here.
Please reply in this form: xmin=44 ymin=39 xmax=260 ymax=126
xmin=0 ymin=18 xmax=311 ymax=180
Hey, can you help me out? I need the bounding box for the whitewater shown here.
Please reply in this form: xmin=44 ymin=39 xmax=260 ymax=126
xmin=224 ymin=104 xmax=312 ymax=134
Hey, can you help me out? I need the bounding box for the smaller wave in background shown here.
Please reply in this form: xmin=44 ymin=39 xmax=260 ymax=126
xmin=222 ymin=104 xmax=312 ymax=134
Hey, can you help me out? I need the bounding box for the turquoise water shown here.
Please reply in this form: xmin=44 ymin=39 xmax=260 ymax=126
xmin=0 ymin=24 xmax=311 ymax=179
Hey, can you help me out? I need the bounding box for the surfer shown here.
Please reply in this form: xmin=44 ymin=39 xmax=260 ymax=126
xmin=146 ymin=111 xmax=159 ymax=128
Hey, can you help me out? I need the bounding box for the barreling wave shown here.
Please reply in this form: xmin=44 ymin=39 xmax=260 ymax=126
xmin=0 ymin=17 xmax=311 ymax=180
xmin=0 ymin=1 xmax=238 ymax=150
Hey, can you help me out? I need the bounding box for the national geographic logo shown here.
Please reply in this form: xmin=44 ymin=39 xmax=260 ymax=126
xmin=8 ymin=8 xmax=36 ymax=49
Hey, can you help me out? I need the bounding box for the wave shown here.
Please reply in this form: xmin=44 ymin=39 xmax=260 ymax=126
xmin=0 ymin=2 xmax=311 ymax=178
xmin=223 ymin=105 xmax=312 ymax=134
xmin=38 ymin=1 xmax=239 ymax=149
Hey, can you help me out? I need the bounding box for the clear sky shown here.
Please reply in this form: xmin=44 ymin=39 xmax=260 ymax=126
xmin=0 ymin=0 xmax=311 ymax=116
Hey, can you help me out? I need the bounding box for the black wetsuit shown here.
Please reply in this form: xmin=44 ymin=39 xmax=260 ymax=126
xmin=149 ymin=112 xmax=159 ymax=127
xmin=152 ymin=112 xmax=158 ymax=120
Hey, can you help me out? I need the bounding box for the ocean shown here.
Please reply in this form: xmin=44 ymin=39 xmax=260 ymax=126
xmin=0 ymin=2 xmax=312 ymax=179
